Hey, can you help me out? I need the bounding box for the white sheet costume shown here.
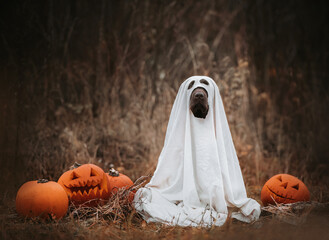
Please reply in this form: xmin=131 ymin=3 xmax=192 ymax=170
xmin=133 ymin=76 xmax=260 ymax=227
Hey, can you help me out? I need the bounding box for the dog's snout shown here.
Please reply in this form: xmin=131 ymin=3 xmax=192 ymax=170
xmin=195 ymin=92 xmax=205 ymax=99
xmin=190 ymin=87 xmax=209 ymax=119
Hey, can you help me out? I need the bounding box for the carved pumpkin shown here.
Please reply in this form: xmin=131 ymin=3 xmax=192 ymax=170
xmin=107 ymin=168 xmax=134 ymax=201
xmin=58 ymin=163 xmax=110 ymax=206
xmin=261 ymin=174 xmax=310 ymax=206
xmin=16 ymin=179 xmax=68 ymax=219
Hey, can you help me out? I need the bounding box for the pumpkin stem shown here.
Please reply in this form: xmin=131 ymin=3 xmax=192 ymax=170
xmin=37 ymin=179 xmax=49 ymax=183
xmin=72 ymin=162 xmax=82 ymax=169
xmin=109 ymin=168 xmax=119 ymax=177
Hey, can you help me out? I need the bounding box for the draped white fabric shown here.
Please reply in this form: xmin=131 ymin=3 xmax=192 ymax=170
xmin=133 ymin=76 xmax=260 ymax=227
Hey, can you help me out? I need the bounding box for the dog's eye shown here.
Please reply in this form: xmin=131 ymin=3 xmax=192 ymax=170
xmin=187 ymin=81 xmax=195 ymax=90
xmin=200 ymin=79 xmax=209 ymax=85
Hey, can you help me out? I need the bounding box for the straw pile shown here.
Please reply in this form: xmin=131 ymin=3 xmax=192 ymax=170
xmin=67 ymin=175 xmax=151 ymax=226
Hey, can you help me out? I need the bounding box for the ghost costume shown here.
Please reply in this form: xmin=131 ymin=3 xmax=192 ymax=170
xmin=133 ymin=76 xmax=260 ymax=227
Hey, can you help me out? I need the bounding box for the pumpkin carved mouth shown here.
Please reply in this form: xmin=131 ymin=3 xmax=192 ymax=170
xmin=266 ymin=185 xmax=295 ymax=200
xmin=63 ymin=174 xmax=108 ymax=199
xmin=66 ymin=183 xmax=101 ymax=196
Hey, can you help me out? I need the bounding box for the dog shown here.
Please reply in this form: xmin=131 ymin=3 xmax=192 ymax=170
xmin=134 ymin=76 xmax=261 ymax=227
xmin=188 ymin=79 xmax=209 ymax=119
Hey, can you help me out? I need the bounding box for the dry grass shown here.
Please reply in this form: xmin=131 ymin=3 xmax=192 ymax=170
xmin=262 ymin=201 xmax=329 ymax=225
xmin=1 ymin=172 xmax=328 ymax=239
xmin=1 ymin=192 xmax=329 ymax=240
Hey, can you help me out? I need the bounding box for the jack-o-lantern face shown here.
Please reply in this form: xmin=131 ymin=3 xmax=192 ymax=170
xmin=261 ymin=174 xmax=310 ymax=206
xmin=58 ymin=163 xmax=110 ymax=206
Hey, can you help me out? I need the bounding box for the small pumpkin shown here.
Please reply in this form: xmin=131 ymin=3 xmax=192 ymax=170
xmin=16 ymin=179 xmax=68 ymax=219
xmin=107 ymin=168 xmax=134 ymax=201
xmin=261 ymin=173 xmax=310 ymax=206
xmin=58 ymin=163 xmax=110 ymax=206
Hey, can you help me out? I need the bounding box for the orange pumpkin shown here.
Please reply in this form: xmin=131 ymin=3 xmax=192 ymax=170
xmin=16 ymin=179 xmax=68 ymax=219
xmin=107 ymin=168 xmax=135 ymax=201
xmin=261 ymin=174 xmax=310 ymax=206
xmin=58 ymin=163 xmax=110 ymax=206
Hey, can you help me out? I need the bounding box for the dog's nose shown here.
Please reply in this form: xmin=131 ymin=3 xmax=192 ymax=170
xmin=195 ymin=92 xmax=205 ymax=99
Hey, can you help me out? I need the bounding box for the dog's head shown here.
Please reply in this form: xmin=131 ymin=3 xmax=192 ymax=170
xmin=189 ymin=81 xmax=209 ymax=119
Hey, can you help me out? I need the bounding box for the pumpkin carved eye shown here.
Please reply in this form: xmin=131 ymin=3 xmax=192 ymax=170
xmin=72 ymin=171 xmax=79 ymax=180
xmin=90 ymin=168 xmax=98 ymax=177
xmin=280 ymin=182 xmax=288 ymax=189
xmin=277 ymin=175 xmax=282 ymax=182
xmin=292 ymin=183 xmax=299 ymax=190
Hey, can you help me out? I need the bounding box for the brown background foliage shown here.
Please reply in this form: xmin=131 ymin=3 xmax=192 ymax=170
xmin=1 ymin=1 xmax=329 ymax=239
xmin=0 ymin=0 xmax=328 ymax=199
